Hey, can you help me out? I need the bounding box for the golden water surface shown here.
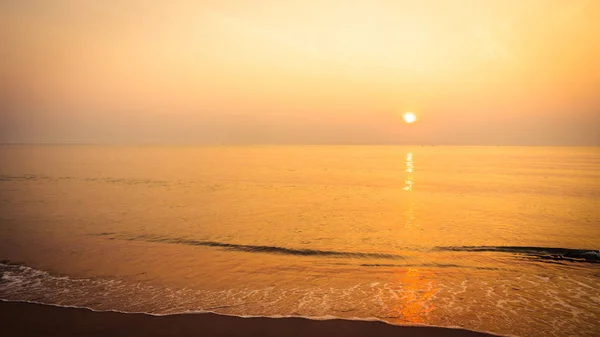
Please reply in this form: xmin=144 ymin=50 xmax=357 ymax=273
xmin=1 ymin=146 xmax=599 ymax=336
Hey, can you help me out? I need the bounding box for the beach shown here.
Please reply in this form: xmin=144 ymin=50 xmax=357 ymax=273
xmin=0 ymin=301 xmax=496 ymax=337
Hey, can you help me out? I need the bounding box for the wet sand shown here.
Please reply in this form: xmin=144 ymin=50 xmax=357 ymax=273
xmin=0 ymin=301 xmax=498 ymax=337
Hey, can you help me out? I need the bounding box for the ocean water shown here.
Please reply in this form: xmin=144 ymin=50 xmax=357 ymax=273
xmin=0 ymin=145 xmax=599 ymax=336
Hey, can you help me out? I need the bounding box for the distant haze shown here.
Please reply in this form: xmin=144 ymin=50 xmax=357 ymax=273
xmin=2 ymin=0 xmax=599 ymax=145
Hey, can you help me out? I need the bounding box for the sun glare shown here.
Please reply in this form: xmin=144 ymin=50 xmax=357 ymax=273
xmin=403 ymin=112 xmax=417 ymax=124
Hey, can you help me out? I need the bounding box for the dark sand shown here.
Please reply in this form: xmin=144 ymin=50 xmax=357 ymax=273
xmin=0 ymin=301 xmax=498 ymax=337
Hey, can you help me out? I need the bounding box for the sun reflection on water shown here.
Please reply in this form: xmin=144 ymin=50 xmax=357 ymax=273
xmin=388 ymin=268 xmax=438 ymax=324
xmin=403 ymin=152 xmax=414 ymax=191
xmin=403 ymin=152 xmax=417 ymax=229
xmin=393 ymin=153 xmax=437 ymax=324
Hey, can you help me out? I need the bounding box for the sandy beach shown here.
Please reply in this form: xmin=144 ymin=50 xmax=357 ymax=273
xmin=0 ymin=301 xmax=497 ymax=337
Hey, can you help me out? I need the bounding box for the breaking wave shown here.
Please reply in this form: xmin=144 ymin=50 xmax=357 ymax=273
xmin=435 ymin=246 xmax=600 ymax=264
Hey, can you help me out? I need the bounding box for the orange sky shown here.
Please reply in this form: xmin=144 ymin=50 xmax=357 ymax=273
xmin=2 ymin=0 xmax=599 ymax=145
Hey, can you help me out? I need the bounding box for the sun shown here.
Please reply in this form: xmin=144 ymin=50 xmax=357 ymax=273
xmin=403 ymin=112 xmax=417 ymax=124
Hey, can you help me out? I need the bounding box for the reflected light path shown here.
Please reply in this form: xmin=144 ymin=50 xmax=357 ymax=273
xmin=403 ymin=152 xmax=417 ymax=230
xmin=403 ymin=152 xmax=414 ymax=191
xmin=388 ymin=268 xmax=438 ymax=324
xmin=393 ymin=153 xmax=437 ymax=324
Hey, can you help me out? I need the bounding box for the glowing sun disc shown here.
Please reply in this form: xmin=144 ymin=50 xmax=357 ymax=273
xmin=403 ymin=112 xmax=417 ymax=124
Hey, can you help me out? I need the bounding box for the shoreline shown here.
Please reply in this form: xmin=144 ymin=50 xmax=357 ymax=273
xmin=0 ymin=300 xmax=499 ymax=337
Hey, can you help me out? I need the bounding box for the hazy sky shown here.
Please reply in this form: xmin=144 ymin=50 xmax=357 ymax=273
xmin=2 ymin=0 xmax=599 ymax=145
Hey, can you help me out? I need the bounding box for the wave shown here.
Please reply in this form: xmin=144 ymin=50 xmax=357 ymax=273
xmin=435 ymin=246 xmax=600 ymax=264
xmin=0 ymin=262 xmax=508 ymax=337
xmin=0 ymin=300 xmax=508 ymax=337
xmin=96 ymin=233 xmax=600 ymax=265
xmin=360 ymin=263 xmax=505 ymax=271
xmin=97 ymin=233 xmax=406 ymax=260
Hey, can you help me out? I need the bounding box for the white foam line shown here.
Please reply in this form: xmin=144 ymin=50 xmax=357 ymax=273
xmin=0 ymin=299 xmax=511 ymax=337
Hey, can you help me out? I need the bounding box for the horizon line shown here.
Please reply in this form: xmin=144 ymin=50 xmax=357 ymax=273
xmin=1 ymin=142 xmax=599 ymax=147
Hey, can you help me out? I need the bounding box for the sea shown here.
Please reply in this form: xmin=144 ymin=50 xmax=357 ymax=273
xmin=0 ymin=145 xmax=599 ymax=336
